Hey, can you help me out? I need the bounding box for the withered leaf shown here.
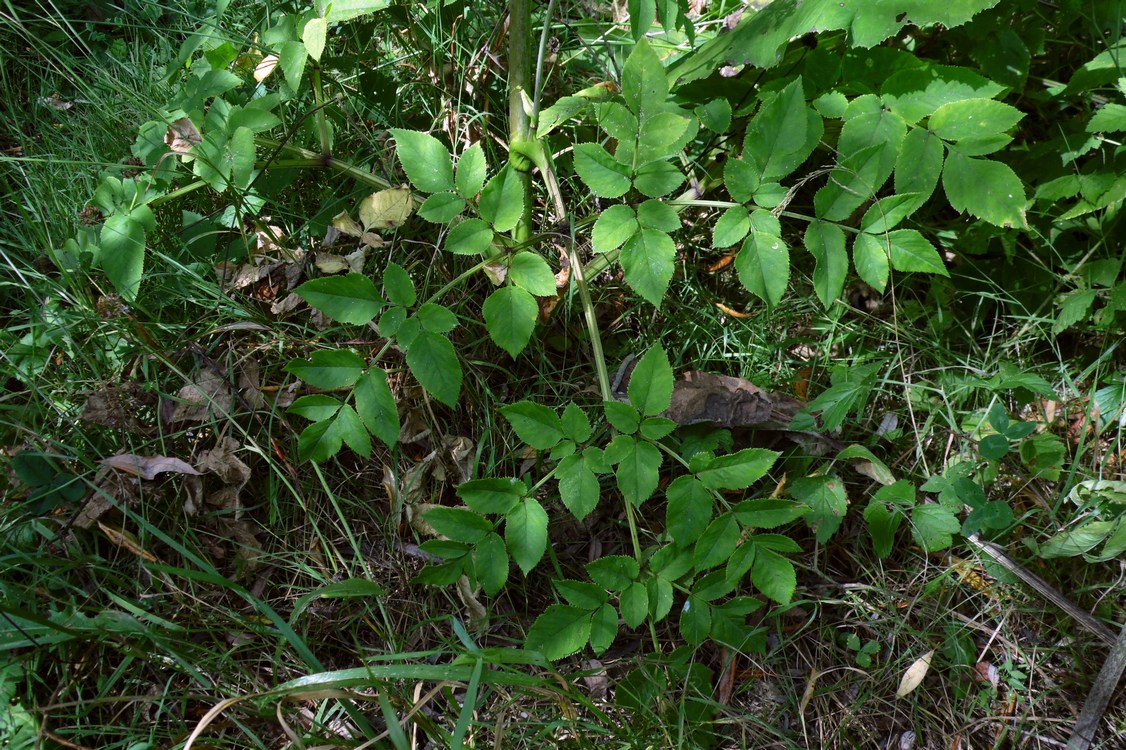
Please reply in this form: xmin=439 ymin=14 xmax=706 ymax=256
xmin=165 ymin=117 xmax=202 ymax=154
xmin=102 ymin=453 xmax=202 ymax=480
xmin=359 ymin=187 xmax=414 ymax=231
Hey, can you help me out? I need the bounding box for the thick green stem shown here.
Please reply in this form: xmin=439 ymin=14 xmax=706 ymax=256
xmin=507 ymin=0 xmax=535 ymax=242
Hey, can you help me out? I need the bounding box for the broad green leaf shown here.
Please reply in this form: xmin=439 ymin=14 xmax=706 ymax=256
xmin=285 ymin=349 xmax=366 ymax=389
xmin=726 ymin=543 xmax=756 ymax=584
xmin=478 ymin=164 xmax=524 ymax=233
xmin=979 ymin=434 xmax=1009 ymax=460
xmin=751 ymin=547 xmax=795 ymax=604
xmin=814 ymin=145 xmax=891 ymax=222
xmin=557 ymin=454 xmax=600 ymax=521
xmin=911 ymin=504 xmax=960 ymax=551
xmin=483 ymin=286 xmax=538 ymax=357
xmin=929 ymin=99 xmax=1023 ymax=141
xmin=713 ymin=205 xmax=750 ymax=248
xmin=590 ymin=602 xmax=618 ymax=653
xmin=804 ymin=220 xmax=847 ymax=307
xmin=736 ymin=232 xmax=789 ymax=306
xmin=1053 ymin=289 xmax=1097 ymax=334
xmin=604 ymin=402 xmax=641 ymax=434
xmin=390 ymin=129 xmax=454 ymax=194
xmin=416 ymin=303 xmax=457 ymax=333
xmin=627 ymin=0 xmax=657 ymax=40
xmin=458 ymin=477 xmax=525 ymax=515
xmin=418 ymin=192 xmax=466 ymax=223
xmin=639 ymin=417 xmax=677 ymax=440
xmin=597 ymin=101 xmax=639 ymax=143
xmin=620 ymin=582 xmax=649 ymax=628
xmin=733 ymin=498 xmax=808 ymax=528
xmin=353 ymin=369 xmax=399 ymax=447
xmin=863 ymin=480 xmax=914 ymax=558
xmin=296 ymin=274 xmax=383 ymax=325
xmin=99 ymin=213 xmax=145 ymax=301
xmin=302 ymin=17 xmax=327 ymax=61
xmin=693 ymin=513 xmax=740 ymax=570
xmin=472 ymin=532 xmax=509 ymax=596
xmin=561 ymin=403 xmax=592 ymax=443
xmin=744 ymin=77 xmax=812 ymax=182
xmin=638 ymin=112 xmax=692 ymax=163
xmin=501 ymin=400 xmax=564 ymax=450
xmin=537 ymin=95 xmax=591 ymax=137
xmin=1088 ymin=102 xmax=1126 ymax=132
xmin=724 ymin=159 xmax=760 ymax=203
xmin=333 ymin=404 xmax=371 ymax=458
xmin=837 ymin=444 xmax=895 ymax=485
xmin=697 ymin=448 xmax=778 ymax=490
xmin=885 ymin=229 xmax=948 ymax=275
xmin=573 ymin=143 xmax=631 ymax=198
xmin=633 ymin=159 xmax=684 ymax=197
xmin=445 ymin=218 xmax=494 ymax=255
xmin=696 ymin=98 xmax=732 ymax=132
xmin=508 ymin=252 xmax=557 ymax=296
xmin=228 ymin=126 xmax=255 ymax=190
xmin=942 ymin=150 xmax=1027 ymax=228
xmin=1039 ymin=521 xmax=1120 ymax=559
xmin=621 ymin=39 xmax=667 ymax=119
xmin=620 ymin=229 xmax=676 ymax=307
xmin=636 ymin=200 xmax=680 ymax=232
xmin=666 ymin=475 xmax=712 ymax=546
xmin=555 ymin=579 xmax=609 ymax=609
xmin=628 ymin=345 xmax=673 ymax=417
xmin=322 ymin=0 xmax=392 ymax=24
xmin=424 ymin=507 xmax=493 ymax=544
xmin=614 ymin=437 xmax=662 ymax=506
xmin=525 ymin=605 xmax=591 ymax=660
xmin=382 ymin=262 xmax=416 ymax=307
xmin=894 ymin=128 xmax=944 ymax=215
xmin=790 ymin=474 xmax=848 ymax=543
xmin=455 ymin=142 xmax=487 ymax=199
xmin=648 ymin=576 xmax=674 ymax=622
xmin=405 ymin=331 xmax=461 ymax=406
xmin=880 ymin=64 xmax=1006 ymax=123
xmin=749 ymin=208 xmax=782 ymax=236
xmin=592 ymin=205 xmax=638 ymax=253
xmin=506 ymin=498 xmax=548 ymax=574
xmin=297 ymin=419 xmax=342 ymax=462
xmin=852 ymin=232 xmax=890 ymax=292
xmin=278 ymin=40 xmax=307 ymax=90
xmin=679 ymin=597 xmax=711 ymax=646
xmin=288 ymin=394 xmax=343 ymax=422
xmin=859 ymin=193 xmax=923 ymax=234
xmin=587 ymin=555 xmax=639 ymax=590
xmin=359 ymin=187 xmax=414 ymax=230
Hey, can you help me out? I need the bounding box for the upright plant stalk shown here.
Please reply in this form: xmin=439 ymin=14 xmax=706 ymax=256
xmin=507 ymin=0 xmax=534 ymax=242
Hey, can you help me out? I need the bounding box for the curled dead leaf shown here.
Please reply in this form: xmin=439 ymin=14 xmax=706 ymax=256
xmin=254 ymin=54 xmax=279 ymax=82
xmin=165 ymin=118 xmax=202 ymax=154
xmin=102 ymin=453 xmax=202 ymax=481
xmin=331 ymin=211 xmax=364 ymax=238
xmin=895 ymin=650 xmax=935 ymax=698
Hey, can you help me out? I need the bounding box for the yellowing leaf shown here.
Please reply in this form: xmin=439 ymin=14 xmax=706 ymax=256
xmin=359 ymin=187 xmax=414 ymax=230
xmin=302 ymin=18 xmax=327 ymax=61
xmin=331 ymin=211 xmax=363 ymax=237
xmin=254 ymin=54 xmax=279 ymax=82
xmin=895 ymin=650 xmax=934 ymax=698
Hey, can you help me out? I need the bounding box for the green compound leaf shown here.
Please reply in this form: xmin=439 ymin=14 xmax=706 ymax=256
xmin=790 ymin=474 xmax=849 ymax=543
xmin=636 ymin=199 xmax=680 ymax=232
xmin=297 ymin=419 xmax=342 ymax=462
xmin=296 ymin=274 xmax=383 ymax=325
xmin=694 ymin=513 xmax=740 ymax=570
xmin=353 ymin=369 xmax=399 ymax=447
xmin=478 ymin=164 xmax=525 ymax=233
xmin=621 ymin=38 xmax=668 ymax=119
xmin=929 ymin=99 xmax=1023 ymax=141
xmin=587 ymin=555 xmax=639 ymax=590
xmin=911 ymin=503 xmax=961 ymax=551
xmin=633 ymin=159 xmax=685 ymax=197
xmin=285 ymin=349 xmax=367 ymax=390
xmin=724 ymin=159 xmax=760 ymax=203
xmin=736 ymin=232 xmax=789 ymax=306
xmin=390 ymin=129 xmax=455 ymax=194
xmin=525 ymin=605 xmax=591 ymax=660
xmin=455 ymin=142 xmax=487 ymax=199
xmin=852 ymin=232 xmax=890 ymax=292
xmin=561 ymin=403 xmax=592 ymax=443
xmin=458 ymin=478 xmax=526 ymax=515
xmin=804 ymin=220 xmax=847 ymax=307
xmin=573 ymin=143 xmax=632 ymax=198
xmin=473 ymin=532 xmax=509 ymax=596
xmin=483 ymin=286 xmax=538 ymax=357
xmin=620 ymin=582 xmax=649 ymax=629
xmin=333 ymin=404 xmax=372 ymax=458
xmin=628 ymin=345 xmax=674 ymax=417
xmin=894 ymin=127 xmax=945 ymax=215
xmin=501 ymin=400 xmax=564 ymax=450
xmin=751 ymin=547 xmax=796 ymax=604
xmin=382 ymin=262 xmax=416 ymax=307
xmin=592 ymin=205 xmax=639 ymax=253
xmin=445 ymin=218 xmax=494 ymax=255
xmin=417 ymin=191 xmax=466 ymax=223
xmin=99 ymin=213 xmax=146 ymax=302
xmin=713 ymin=205 xmax=751 ymax=248
xmin=506 ymin=497 xmax=548 ymax=575
xmin=620 ymin=228 xmax=676 ymax=307
xmin=613 ymin=436 xmax=662 ymax=506
xmin=557 ymin=454 xmax=600 ymax=521
xmin=405 ymin=331 xmax=461 ymax=406
xmin=289 ymin=394 xmax=343 ymax=422
xmin=884 ymin=229 xmax=948 ymax=275
xmin=666 ymin=475 xmax=713 ymax=547
xmin=744 ymin=77 xmax=814 ymax=182
xmin=942 ymin=150 xmax=1027 ymax=228
xmin=508 ymin=252 xmax=557 ymax=296
xmin=424 ymin=506 xmax=493 ymax=544
xmin=697 ymin=448 xmax=779 ymax=490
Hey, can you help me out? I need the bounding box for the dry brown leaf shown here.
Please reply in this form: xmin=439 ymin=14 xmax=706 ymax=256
xmin=482 ymin=261 xmax=507 ymax=286
xmin=895 ymin=650 xmax=935 ymax=698
xmin=102 ymin=453 xmax=202 ymax=481
xmin=456 ymin=575 xmax=487 ymax=626
xmin=41 ymin=94 xmax=73 ymax=111
xmin=98 ymin=522 xmax=160 ymax=563
xmin=581 ymin=660 xmax=609 ymax=701
xmin=170 ymin=368 xmax=234 ymax=424
xmin=196 ymin=438 xmax=251 ymax=520
xmin=314 ymin=249 xmax=365 ymax=275
xmin=236 ymin=359 xmax=265 ymax=409
xmin=331 ymin=210 xmax=364 ymax=237
xmin=359 ymin=187 xmax=414 ymax=231
xmin=80 ymin=382 xmax=157 ymax=433
xmin=165 ymin=118 xmax=202 ymax=154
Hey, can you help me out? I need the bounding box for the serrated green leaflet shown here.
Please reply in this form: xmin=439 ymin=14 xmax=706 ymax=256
xmin=501 ymin=400 xmax=563 ymax=450
xmin=751 ymin=548 xmax=795 ymax=604
xmin=478 ymin=164 xmax=524 ymax=232
xmin=353 ymin=369 xmax=398 ymax=447
xmin=894 ymin=128 xmax=944 ymax=214
xmin=942 ymin=150 xmax=1027 ymax=228
xmin=621 ymin=39 xmax=667 ymax=119
xmin=736 ymin=232 xmax=789 ymax=306
xmin=620 ymin=228 xmax=675 ymax=307
xmin=557 ymin=454 xmax=600 ymax=521
xmin=790 ymin=474 xmax=848 ymax=543
xmin=382 ymin=262 xmax=416 ymax=307
xmin=613 ymin=437 xmax=661 ymax=506
xmin=804 ymin=220 xmax=847 ymax=306
xmin=852 ymin=232 xmax=890 ymax=291
xmin=99 ymin=213 xmax=145 ymax=301
xmin=405 ymin=331 xmax=461 ymax=406
xmin=525 ymin=605 xmax=591 ymax=660
xmin=592 ymin=205 xmax=638 ymax=252
xmin=929 ymin=99 xmax=1023 ymax=141
xmin=284 ymin=349 xmax=366 ymax=390
xmin=455 ymin=142 xmax=487 ymax=199
xmin=627 ymin=345 xmax=673 ymax=417
xmin=713 ymin=205 xmax=750 ymax=248
xmin=445 ymin=218 xmax=494 ymax=255
xmin=883 ymin=229 xmax=948 ymax=275
xmin=418 ymin=191 xmax=465 ymax=223
xmin=697 ymin=448 xmax=778 ymax=490
xmin=288 ymin=394 xmax=343 ymax=422
xmin=506 ymin=498 xmax=548 ymax=574
xmin=483 ymin=286 xmax=538 ymax=357
xmin=666 ymin=475 xmax=712 ymax=546
xmin=390 ymin=129 xmax=454 ymax=194
xmin=296 ymin=274 xmax=383 ymax=325
xmin=744 ymin=77 xmax=809 ymax=182
xmin=508 ymin=252 xmax=556 ymax=296
xmin=573 ymin=143 xmax=631 ymax=198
